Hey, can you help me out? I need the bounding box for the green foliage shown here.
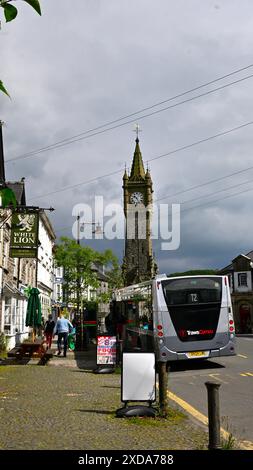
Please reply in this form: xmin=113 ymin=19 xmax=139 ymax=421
xmin=83 ymin=300 xmax=98 ymax=312
xmin=106 ymin=261 xmax=123 ymax=290
xmin=131 ymin=294 xmax=146 ymax=302
xmin=54 ymin=237 xmax=118 ymax=307
xmin=0 ymin=0 xmax=41 ymax=22
xmin=0 ymin=80 xmax=10 ymax=97
xmin=0 ymin=0 xmax=41 ymax=97
xmin=221 ymin=416 xmax=236 ymax=450
xmin=168 ymin=269 xmax=218 ymax=277
xmin=0 ymin=333 xmax=7 ymax=352
xmin=3 ymin=2 xmax=17 ymax=22
xmin=221 ymin=432 xmax=236 ymax=450
xmin=0 ymin=187 xmax=17 ymax=208
xmin=23 ymin=0 xmax=41 ymax=16
xmin=23 ymin=285 xmax=32 ymax=298
xmin=62 ymin=308 xmax=69 ymax=319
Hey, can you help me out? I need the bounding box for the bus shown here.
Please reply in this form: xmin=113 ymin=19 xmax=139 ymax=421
xmin=113 ymin=274 xmax=236 ymax=362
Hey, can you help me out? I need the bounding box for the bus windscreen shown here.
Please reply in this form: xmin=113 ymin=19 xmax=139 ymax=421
xmin=161 ymin=277 xmax=222 ymax=341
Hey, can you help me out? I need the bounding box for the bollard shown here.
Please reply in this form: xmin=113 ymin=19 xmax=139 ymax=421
xmin=205 ymin=381 xmax=221 ymax=450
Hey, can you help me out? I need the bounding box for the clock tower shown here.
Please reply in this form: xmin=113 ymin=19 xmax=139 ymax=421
xmin=122 ymin=136 xmax=157 ymax=286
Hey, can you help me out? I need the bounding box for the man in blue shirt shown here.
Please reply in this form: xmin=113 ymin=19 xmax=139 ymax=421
xmin=54 ymin=313 xmax=73 ymax=357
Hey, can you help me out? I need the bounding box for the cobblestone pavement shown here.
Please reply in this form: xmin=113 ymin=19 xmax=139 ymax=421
xmin=0 ymin=345 xmax=208 ymax=450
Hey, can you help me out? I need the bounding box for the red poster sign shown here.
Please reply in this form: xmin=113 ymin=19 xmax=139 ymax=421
xmin=97 ymin=335 xmax=117 ymax=365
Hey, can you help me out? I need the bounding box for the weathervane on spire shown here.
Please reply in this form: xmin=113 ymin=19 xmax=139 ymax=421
xmin=133 ymin=123 xmax=142 ymax=140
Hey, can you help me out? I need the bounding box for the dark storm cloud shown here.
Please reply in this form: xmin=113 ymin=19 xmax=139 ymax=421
xmin=2 ymin=0 xmax=253 ymax=270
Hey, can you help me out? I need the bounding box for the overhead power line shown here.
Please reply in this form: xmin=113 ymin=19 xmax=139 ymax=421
xmin=175 ymin=177 xmax=253 ymax=209
xmin=53 ymin=178 xmax=253 ymax=235
xmin=181 ymin=184 xmax=253 ymax=215
xmin=155 ymin=159 xmax=253 ymax=203
xmin=6 ymin=64 xmax=253 ymax=164
xmin=29 ymin=118 xmax=253 ymax=201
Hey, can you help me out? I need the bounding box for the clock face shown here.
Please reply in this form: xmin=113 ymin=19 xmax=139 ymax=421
xmin=130 ymin=191 xmax=144 ymax=205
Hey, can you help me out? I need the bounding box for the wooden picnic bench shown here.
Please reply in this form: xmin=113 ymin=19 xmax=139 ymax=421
xmin=7 ymin=346 xmax=21 ymax=358
xmin=19 ymin=339 xmax=46 ymax=359
xmin=7 ymin=340 xmax=55 ymax=365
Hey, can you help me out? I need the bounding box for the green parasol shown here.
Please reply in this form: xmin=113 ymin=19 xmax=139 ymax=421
xmin=25 ymin=288 xmax=42 ymax=340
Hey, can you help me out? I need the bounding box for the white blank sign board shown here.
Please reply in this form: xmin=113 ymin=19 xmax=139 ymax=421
xmin=122 ymin=352 xmax=156 ymax=402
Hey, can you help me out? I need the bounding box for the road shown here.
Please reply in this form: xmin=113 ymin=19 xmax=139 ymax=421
xmin=168 ymin=336 xmax=253 ymax=445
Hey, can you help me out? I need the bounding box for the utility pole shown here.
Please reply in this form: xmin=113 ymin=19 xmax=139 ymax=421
xmin=76 ymin=214 xmax=83 ymax=349
xmin=75 ymin=215 xmax=102 ymax=350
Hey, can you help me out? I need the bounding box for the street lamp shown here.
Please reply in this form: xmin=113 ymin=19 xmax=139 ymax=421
xmin=76 ymin=214 xmax=103 ymax=245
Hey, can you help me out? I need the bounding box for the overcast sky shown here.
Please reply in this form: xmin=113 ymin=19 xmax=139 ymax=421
xmin=2 ymin=0 xmax=253 ymax=274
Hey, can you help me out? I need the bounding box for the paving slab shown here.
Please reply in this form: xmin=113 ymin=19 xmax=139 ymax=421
xmin=0 ymin=345 xmax=208 ymax=450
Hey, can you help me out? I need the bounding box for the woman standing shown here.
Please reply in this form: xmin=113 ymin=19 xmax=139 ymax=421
xmin=44 ymin=314 xmax=55 ymax=349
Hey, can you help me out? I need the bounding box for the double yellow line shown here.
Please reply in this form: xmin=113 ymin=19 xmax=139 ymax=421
xmin=167 ymin=390 xmax=253 ymax=450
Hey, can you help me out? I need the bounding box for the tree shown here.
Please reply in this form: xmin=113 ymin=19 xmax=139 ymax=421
xmin=54 ymin=237 xmax=118 ymax=311
xmin=0 ymin=0 xmax=41 ymax=97
xmin=106 ymin=258 xmax=123 ymax=290
xmin=95 ymin=258 xmax=123 ymax=304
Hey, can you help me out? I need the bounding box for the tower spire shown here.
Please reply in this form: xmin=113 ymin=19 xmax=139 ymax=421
xmin=129 ymin=134 xmax=145 ymax=180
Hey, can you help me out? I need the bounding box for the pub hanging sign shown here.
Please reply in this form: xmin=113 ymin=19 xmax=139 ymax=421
xmin=10 ymin=211 xmax=39 ymax=258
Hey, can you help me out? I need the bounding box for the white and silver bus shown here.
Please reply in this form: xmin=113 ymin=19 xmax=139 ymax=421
xmin=113 ymin=274 xmax=236 ymax=362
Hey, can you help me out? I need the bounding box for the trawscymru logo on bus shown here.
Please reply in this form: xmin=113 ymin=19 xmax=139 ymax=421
xmin=179 ymin=329 xmax=214 ymax=337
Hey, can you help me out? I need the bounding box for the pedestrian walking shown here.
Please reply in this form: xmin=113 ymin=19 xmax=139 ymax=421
xmin=54 ymin=313 xmax=73 ymax=357
xmin=105 ymin=311 xmax=116 ymax=336
xmin=68 ymin=326 xmax=76 ymax=351
xmin=44 ymin=314 xmax=55 ymax=349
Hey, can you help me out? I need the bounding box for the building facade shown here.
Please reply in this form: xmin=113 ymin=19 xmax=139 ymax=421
xmin=0 ymin=203 xmax=55 ymax=349
xmin=219 ymin=251 xmax=253 ymax=333
xmin=0 ymin=180 xmax=36 ymax=349
xmin=37 ymin=211 xmax=55 ymax=320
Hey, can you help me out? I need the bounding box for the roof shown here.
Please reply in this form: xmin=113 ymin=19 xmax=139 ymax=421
xmin=232 ymin=253 xmax=251 ymax=263
xmin=219 ymin=264 xmax=233 ymax=273
xmin=245 ymin=250 xmax=253 ymax=261
xmin=219 ymin=251 xmax=253 ymax=273
xmin=39 ymin=210 xmax=56 ymax=241
xmin=3 ymin=282 xmax=26 ymax=298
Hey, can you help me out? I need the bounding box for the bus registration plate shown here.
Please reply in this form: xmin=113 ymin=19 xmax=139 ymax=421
xmin=187 ymin=351 xmax=208 ymax=358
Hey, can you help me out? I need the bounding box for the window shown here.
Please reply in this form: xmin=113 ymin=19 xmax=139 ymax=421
xmin=238 ymin=273 xmax=248 ymax=287
xmin=57 ymin=284 xmax=61 ymax=301
xmin=3 ymin=297 xmax=18 ymax=335
xmin=162 ymin=277 xmax=222 ymax=305
xmin=4 ymin=297 xmax=12 ymax=333
xmin=90 ymin=290 xmax=96 ymax=300
xmin=13 ymin=258 xmax=19 ymax=278
xmin=57 ymin=267 xmax=61 ymax=277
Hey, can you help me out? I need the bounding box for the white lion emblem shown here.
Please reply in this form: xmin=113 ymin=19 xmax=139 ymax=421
xmin=16 ymin=214 xmax=36 ymax=232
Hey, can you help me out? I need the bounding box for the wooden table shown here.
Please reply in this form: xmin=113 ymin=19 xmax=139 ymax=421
xmin=19 ymin=339 xmax=46 ymax=359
